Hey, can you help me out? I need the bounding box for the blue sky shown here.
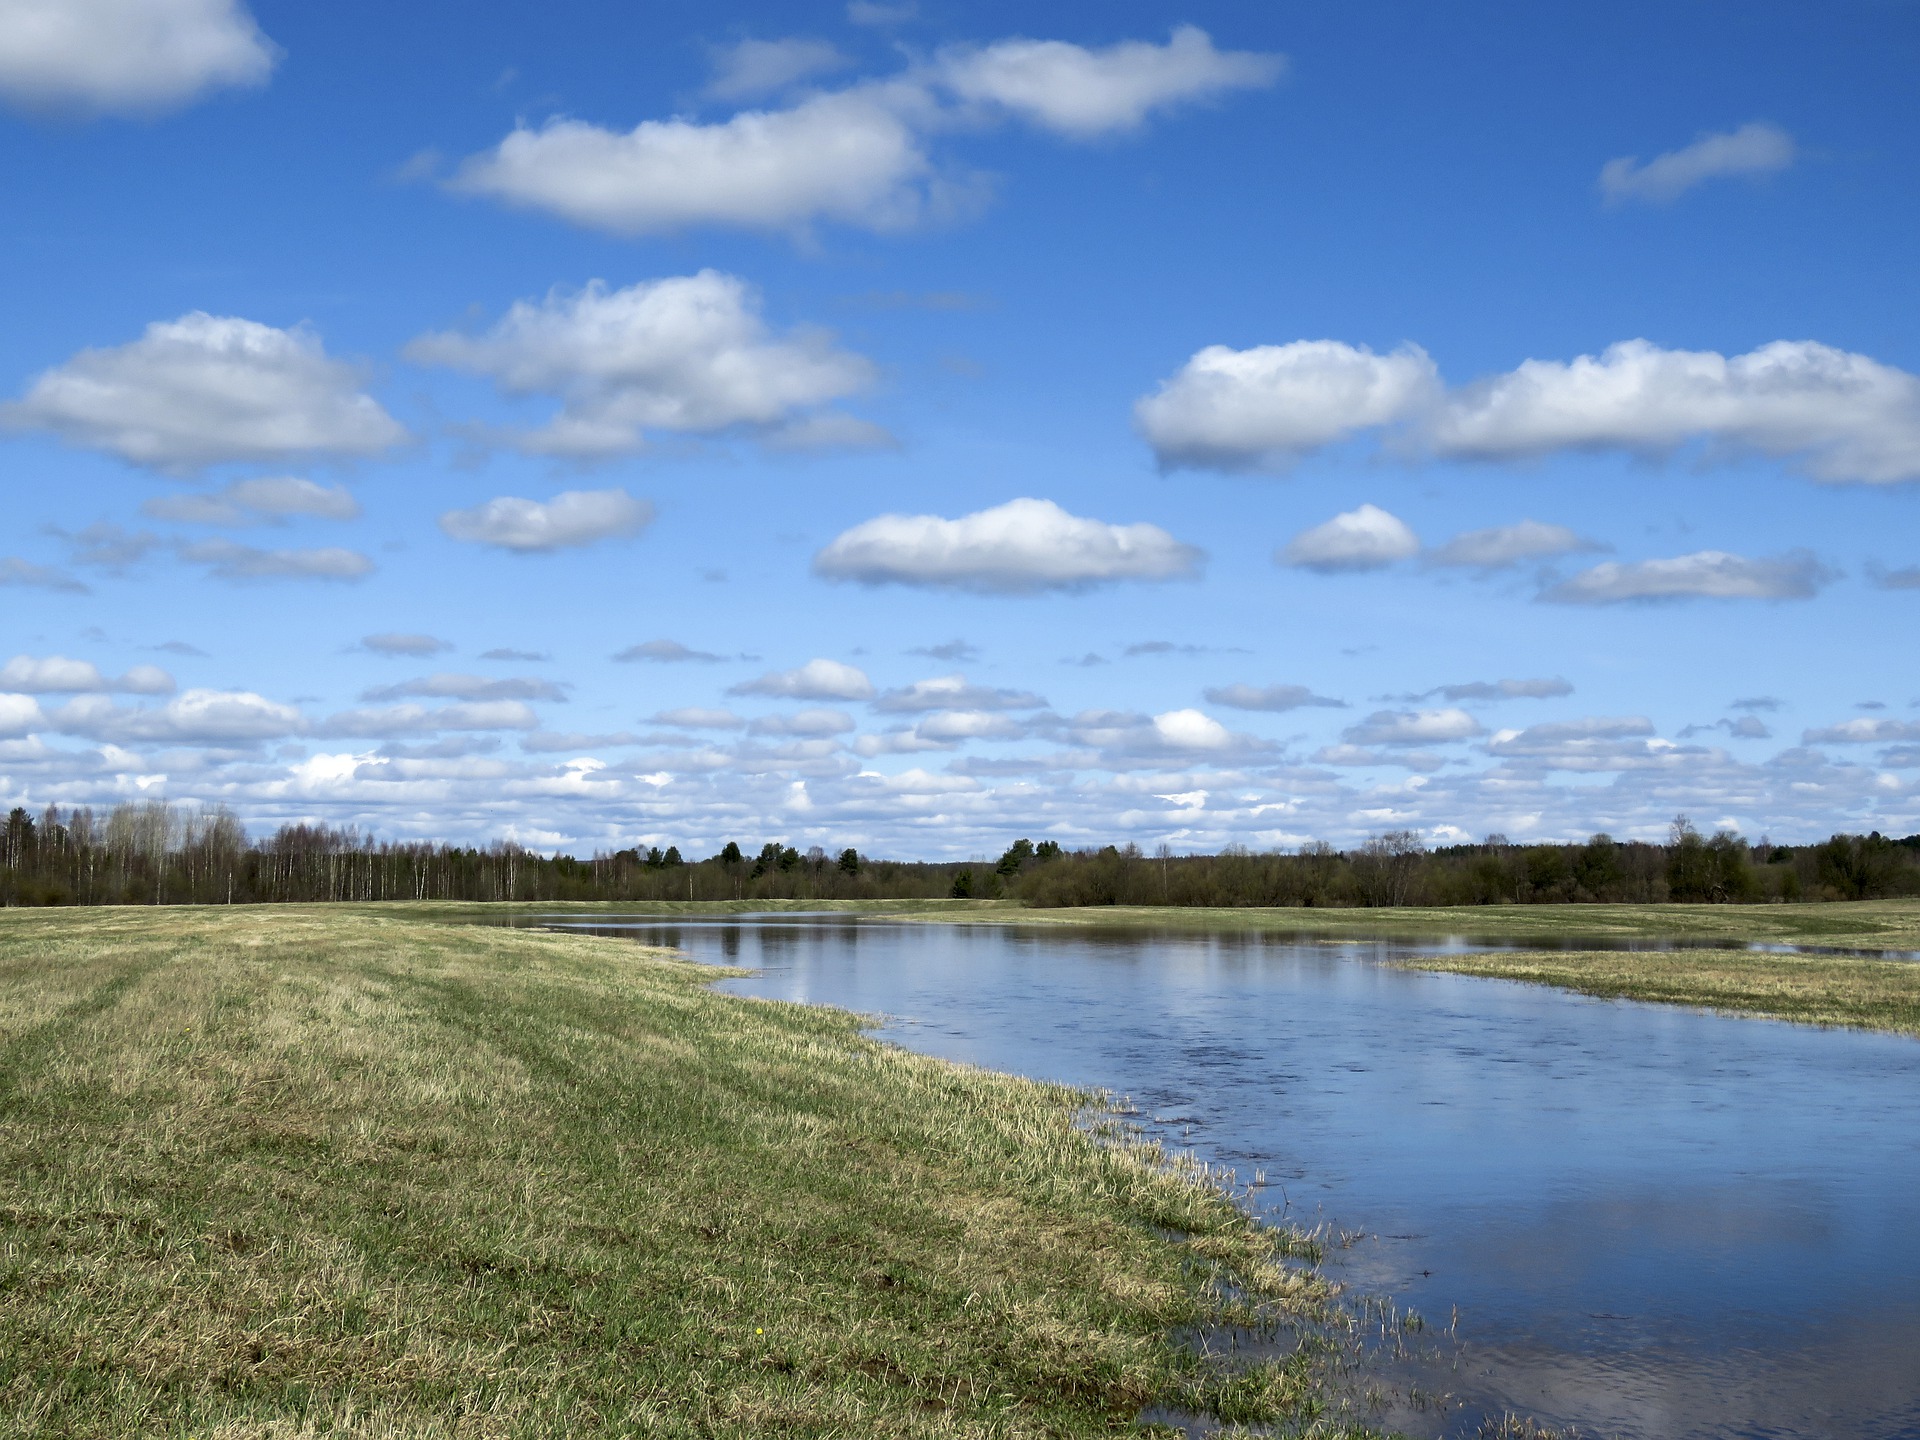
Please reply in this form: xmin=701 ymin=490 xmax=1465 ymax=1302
xmin=2 ymin=0 xmax=1918 ymax=856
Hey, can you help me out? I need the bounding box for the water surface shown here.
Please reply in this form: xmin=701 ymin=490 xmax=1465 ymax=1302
xmin=530 ymin=916 xmax=1920 ymax=1439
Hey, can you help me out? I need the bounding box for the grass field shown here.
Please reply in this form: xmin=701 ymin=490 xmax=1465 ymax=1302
xmin=1396 ymin=947 xmax=1920 ymax=1035
xmin=874 ymin=898 xmax=1920 ymax=949
xmin=0 ymin=906 xmax=1359 ymax=1439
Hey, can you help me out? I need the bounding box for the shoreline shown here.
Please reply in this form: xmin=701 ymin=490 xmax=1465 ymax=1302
xmin=0 ymin=905 xmax=1360 ymax=1437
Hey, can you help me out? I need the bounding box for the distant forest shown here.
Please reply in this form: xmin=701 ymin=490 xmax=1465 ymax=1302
xmin=2 ymin=802 xmax=1918 ymax=909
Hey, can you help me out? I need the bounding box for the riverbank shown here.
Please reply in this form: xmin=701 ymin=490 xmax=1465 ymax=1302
xmin=0 ymin=906 xmax=1351 ymax=1438
xmin=1397 ymin=946 xmax=1920 ymax=1035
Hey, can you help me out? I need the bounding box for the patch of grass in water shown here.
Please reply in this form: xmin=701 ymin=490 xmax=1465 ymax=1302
xmin=1397 ymin=946 xmax=1920 ymax=1035
xmin=0 ymin=906 xmax=1367 ymax=1437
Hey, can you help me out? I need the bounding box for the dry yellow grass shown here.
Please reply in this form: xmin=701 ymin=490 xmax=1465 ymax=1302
xmin=0 ymin=906 xmax=1362 ymax=1439
xmin=1397 ymin=947 xmax=1920 ymax=1034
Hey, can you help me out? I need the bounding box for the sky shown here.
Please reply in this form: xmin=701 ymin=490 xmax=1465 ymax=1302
xmin=2 ymin=0 xmax=1918 ymax=858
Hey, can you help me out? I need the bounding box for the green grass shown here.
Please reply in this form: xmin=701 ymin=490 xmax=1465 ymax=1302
xmin=876 ymin=898 xmax=1920 ymax=949
xmin=1396 ymin=947 xmax=1920 ymax=1035
xmin=0 ymin=906 xmax=1356 ymax=1439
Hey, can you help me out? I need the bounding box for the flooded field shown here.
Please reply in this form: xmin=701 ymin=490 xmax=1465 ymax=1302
xmin=524 ymin=914 xmax=1920 ymax=1439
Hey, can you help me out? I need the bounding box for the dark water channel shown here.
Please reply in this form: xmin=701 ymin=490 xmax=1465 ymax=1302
xmin=523 ymin=916 xmax=1920 ymax=1439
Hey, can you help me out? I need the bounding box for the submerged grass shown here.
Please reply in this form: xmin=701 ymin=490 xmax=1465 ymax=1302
xmin=0 ymin=906 xmax=1358 ymax=1439
xmin=1397 ymin=947 xmax=1920 ymax=1035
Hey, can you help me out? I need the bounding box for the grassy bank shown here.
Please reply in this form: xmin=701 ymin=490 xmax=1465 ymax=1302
xmin=1397 ymin=947 xmax=1920 ymax=1035
xmin=879 ymin=898 xmax=1920 ymax=950
xmin=0 ymin=906 xmax=1349 ymax=1439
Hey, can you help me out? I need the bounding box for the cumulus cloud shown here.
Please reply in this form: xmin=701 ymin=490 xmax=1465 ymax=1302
xmin=480 ymin=647 xmax=549 ymax=663
xmin=1135 ymin=340 xmax=1437 ymax=471
xmin=359 ymin=674 xmax=568 ymax=703
xmin=908 ymin=639 xmax=979 ymax=662
xmin=1203 ymin=683 xmax=1344 ymax=712
xmin=872 ymin=674 xmax=1046 ymax=713
xmin=439 ymin=489 xmax=653 ymax=552
xmin=1343 ymin=708 xmax=1484 ymax=746
xmin=178 ymin=538 xmax=374 ymax=581
xmin=0 ymin=0 xmax=277 ymax=115
xmin=4 ymin=313 xmax=406 ymax=472
xmin=813 ymin=497 xmax=1202 ymax=594
xmin=1483 ymin=717 xmax=1688 ymax=771
xmin=1427 ymin=520 xmax=1600 ymax=569
xmin=1278 ymin=504 xmax=1420 ymax=573
xmin=49 ymin=688 xmax=303 ymax=744
xmin=1395 ymin=677 xmax=1574 ymax=703
xmin=1599 ymin=121 xmax=1795 ymax=205
xmin=361 ymin=633 xmax=452 ymax=658
xmin=706 ymin=37 xmax=848 ymax=100
xmin=1802 ymin=718 xmax=1920 ymax=745
xmin=451 ymin=29 xmax=1273 ymax=238
xmin=451 ymin=84 xmax=936 ymax=237
xmin=0 ymin=556 xmax=87 ymax=592
xmin=936 ymin=26 xmax=1282 ymax=138
xmin=748 ymin=709 xmax=855 ymax=737
xmin=406 ymin=273 xmax=877 ymax=457
xmin=1065 ymin=707 xmax=1266 ymax=763
xmin=1430 ymin=340 xmax=1920 ymax=484
xmin=615 ymin=639 xmax=727 ymax=664
xmin=1542 ymin=549 xmax=1834 ymax=604
xmin=142 ymin=476 xmax=359 ymax=526
xmin=318 ymin=701 xmax=540 ymax=738
xmin=1140 ymin=336 xmax=1920 ymax=484
xmin=730 ymin=658 xmax=874 ymax=701
xmin=650 ymin=707 xmax=745 ymax=730
xmin=1869 ymin=565 xmax=1920 ymax=591
xmin=1 ymin=655 xmax=174 ymax=694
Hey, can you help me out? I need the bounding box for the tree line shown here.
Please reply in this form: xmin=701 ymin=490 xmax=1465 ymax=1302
xmin=2 ymin=803 xmax=1916 ymax=909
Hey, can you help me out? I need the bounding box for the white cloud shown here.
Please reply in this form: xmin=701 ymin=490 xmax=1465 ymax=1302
xmin=913 ymin=709 xmax=1030 ymax=743
xmin=406 ymin=273 xmax=877 ymax=456
xmin=49 ymin=688 xmax=303 ymax=744
xmin=1135 ymin=340 xmax=1437 ymax=470
xmin=1140 ymin=336 xmax=1920 ymax=484
xmin=0 ymin=693 xmax=48 ymax=737
xmin=814 ymin=497 xmax=1202 ymax=594
xmin=706 ymin=37 xmax=848 ymax=101
xmin=1599 ymin=121 xmax=1795 ymax=205
xmin=1151 ymin=708 xmax=1233 ymax=751
xmin=748 ymin=709 xmax=855 ymax=737
xmin=142 ymin=476 xmax=359 ymax=526
xmin=650 ymin=707 xmax=745 ymax=730
xmin=4 ymin=313 xmax=406 ymax=472
xmin=318 ymin=701 xmax=540 ymax=737
xmin=730 ymin=659 xmax=874 ymax=702
xmin=847 ymin=1 xmax=915 ymax=25
xmin=0 ymin=0 xmax=276 ymax=114
xmin=1203 ymin=683 xmax=1344 ymax=712
xmin=872 ymin=674 xmax=1046 ymax=712
xmin=1483 ymin=717 xmax=1686 ymax=772
xmin=1278 ymin=504 xmax=1419 ymax=573
xmin=361 ymin=633 xmax=452 ymax=658
xmin=1427 ymin=520 xmax=1598 ymax=569
xmin=1430 ymin=340 xmax=1920 ymax=484
xmin=616 ymin=639 xmax=727 ymax=664
xmin=1542 ymin=549 xmax=1834 ymax=604
xmin=439 ymin=489 xmax=653 ymax=552
xmin=178 ymin=538 xmax=374 ymax=581
xmin=1803 ymin=718 xmax=1920 ymax=745
xmin=360 ymin=674 xmax=568 ymax=703
xmin=1343 ymin=708 xmax=1485 ymax=746
xmin=1419 ymin=678 xmax=1574 ymax=703
xmin=0 ymin=655 xmax=173 ymax=694
xmin=936 ymin=26 xmax=1283 ymax=138
xmin=450 ymin=84 xmax=935 ymax=237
